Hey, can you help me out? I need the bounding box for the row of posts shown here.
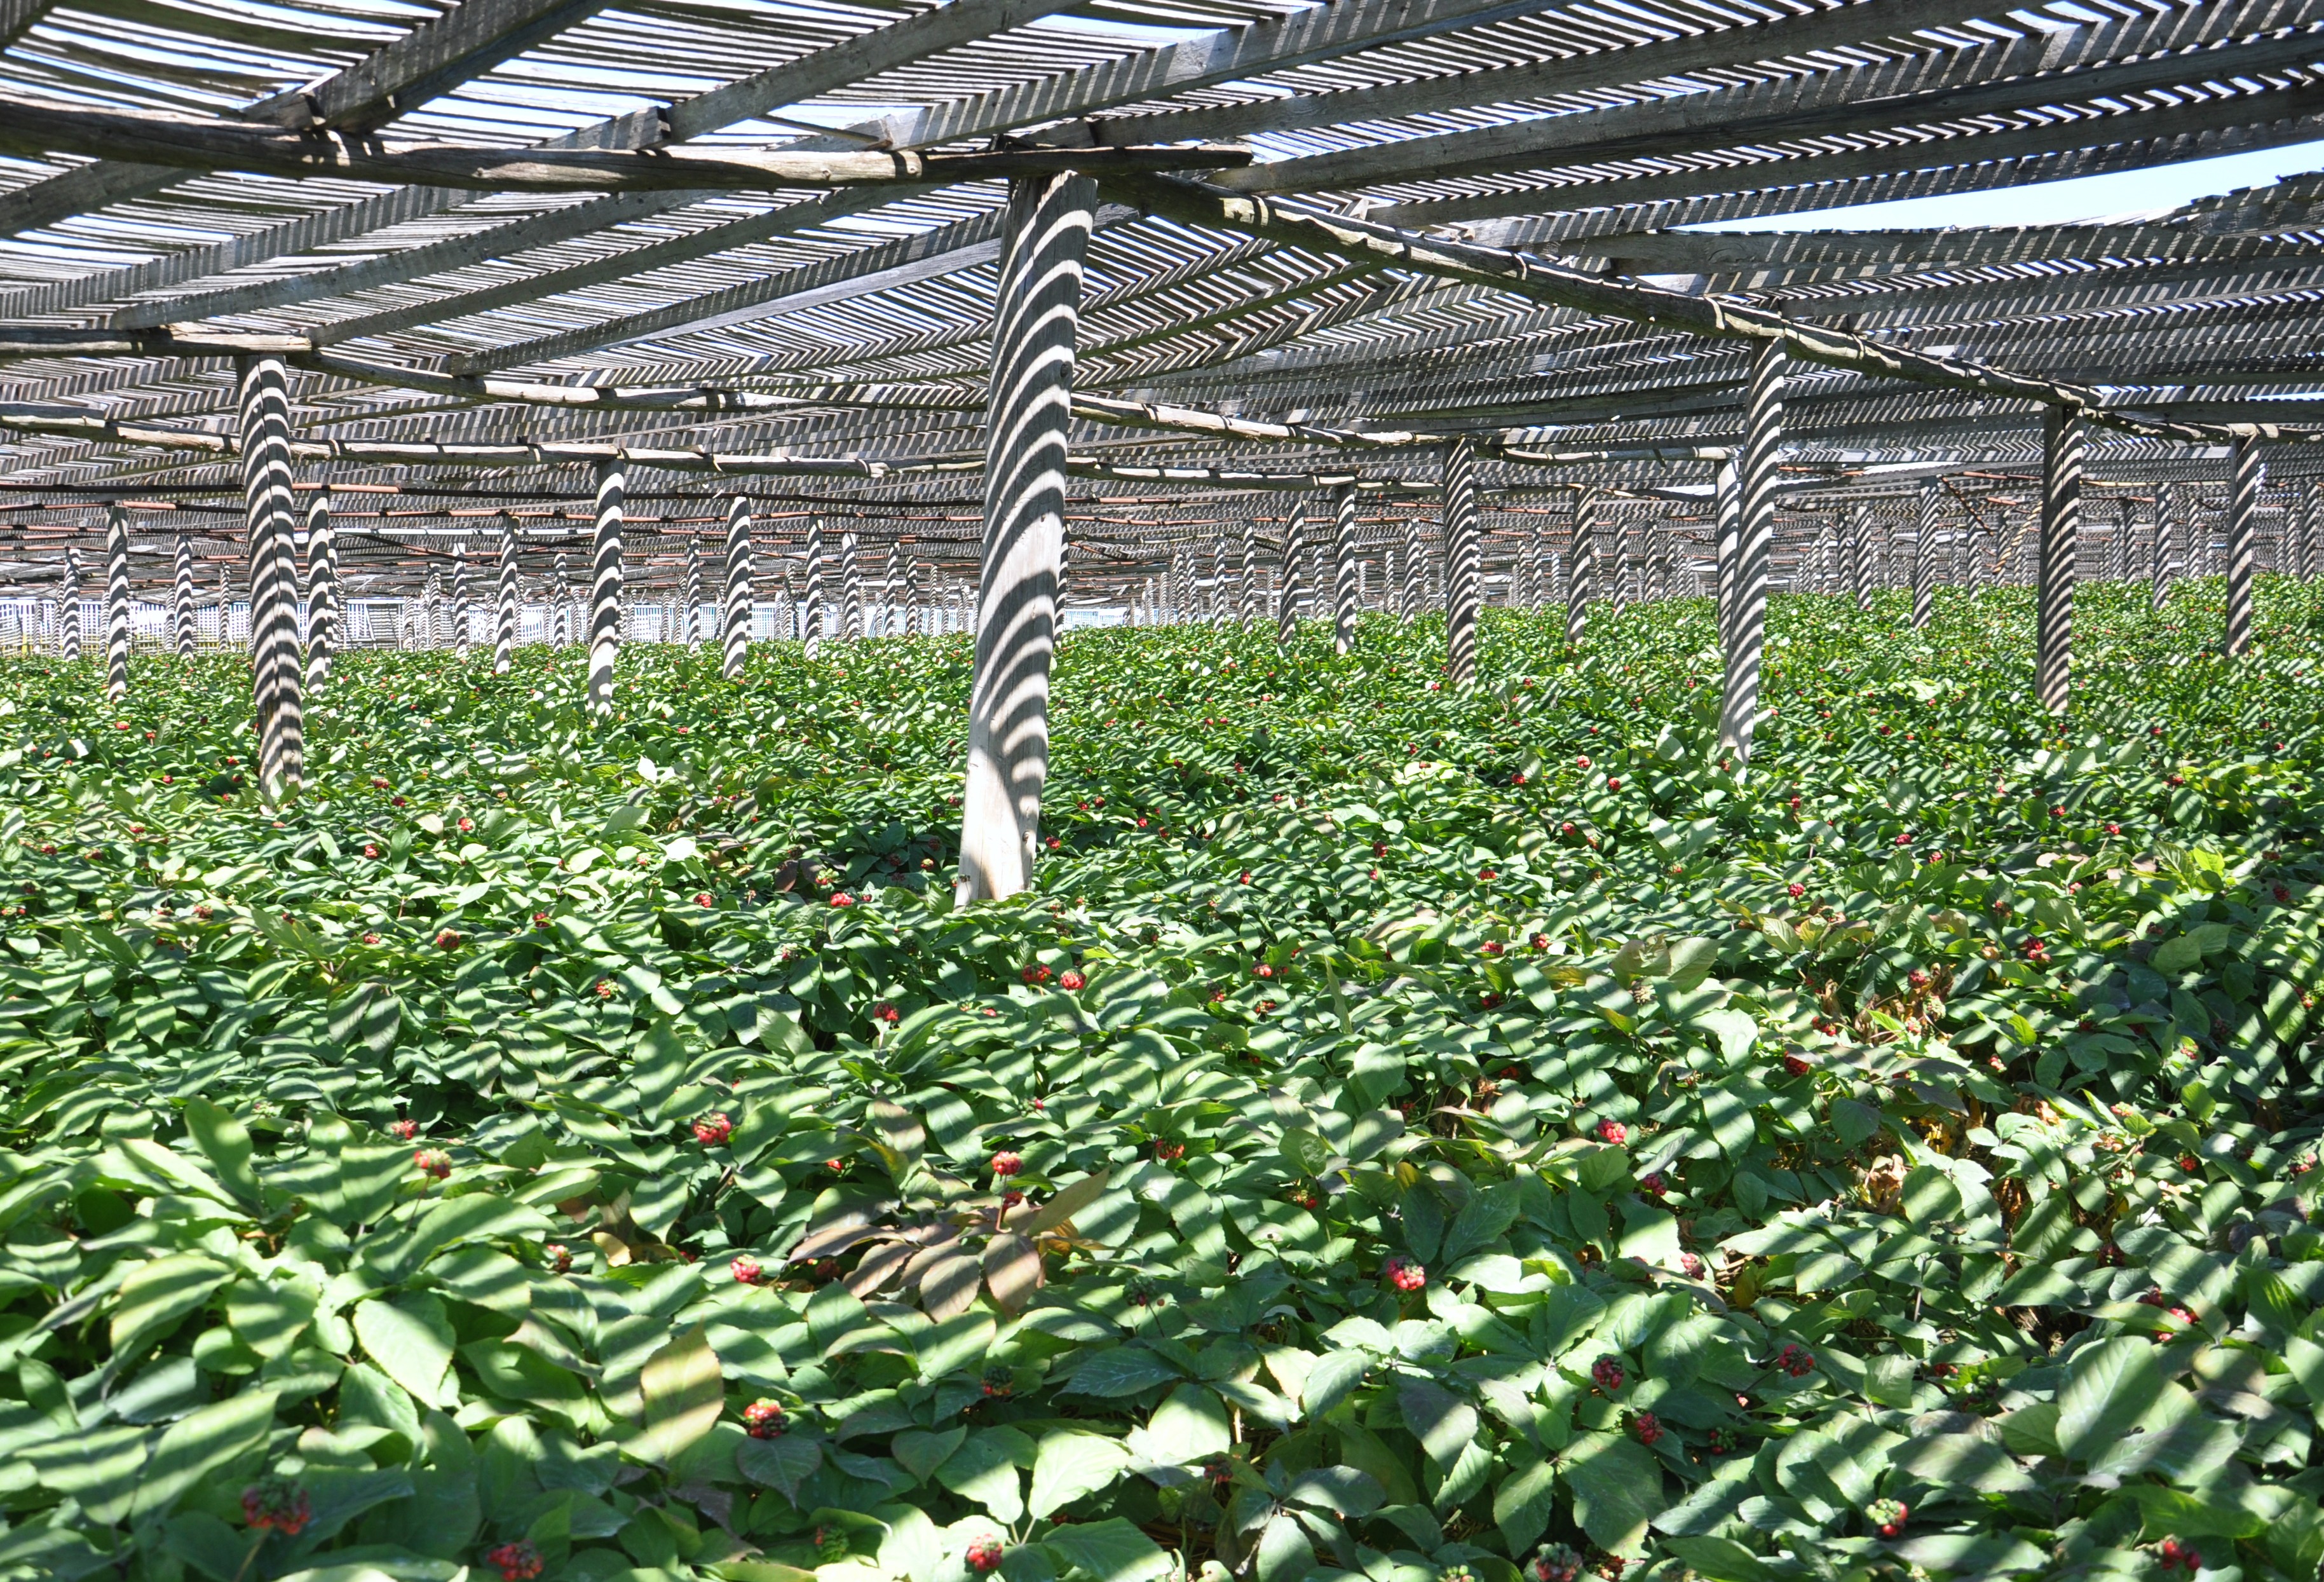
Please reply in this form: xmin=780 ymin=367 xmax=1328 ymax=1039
xmin=63 ymin=187 xmax=2311 ymax=904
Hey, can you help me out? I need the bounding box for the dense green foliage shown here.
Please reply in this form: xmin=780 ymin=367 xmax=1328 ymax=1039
xmin=3 ymin=576 xmax=2323 ymax=1582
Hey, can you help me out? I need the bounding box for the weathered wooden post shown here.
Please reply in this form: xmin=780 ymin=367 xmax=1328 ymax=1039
xmin=239 ymin=355 xmax=303 ymax=794
xmin=1565 ymin=491 xmax=1595 ymax=645
xmin=588 ymin=456 xmax=625 ymax=713
xmin=1277 ymin=507 xmax=1306 ymax=645
xmin=104 ymin=503 xmax=129 ymax=700
xmin=490 ymin=522 xmax=517 ymax=674
xmin=308 ymin=496 xmax=339 ymax=686
xmin=452 ymin=545 xmax=472 ymax=653
xmin=803 ymin=521 xmax=826 ymax=658
xmin=2037 ymin=406 xmax=2084 ymax=712
xmin=1911 ymin=482 xmax=1939 ymax=629
xmin=955 ymin=168 xmax=1094 ymax=905
xmin=1331 ymin=483 xmax=1361 ymax=656
xmin=1444 ymin=437 xmax=1482 ymax=686
xmin=1718 ymin=341 xmax=1783 ymax=762
xmin=173 ymin=528 xmax=195 ymax=660
xmin=59 ymin=549 xmax=80 ymax=662
xmin=2225 ymin=435 xmax=2260 ymax=658
xmin=722 ymin=496 xmax=752 ymax=681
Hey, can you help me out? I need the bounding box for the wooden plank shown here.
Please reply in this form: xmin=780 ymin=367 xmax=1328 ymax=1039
xmin=0 ymin=100 xmax=1247 ymax=194
xmin=241 ymin=0 xmax=616 ymax=130
xmin=1223 ymin=2 xmax=2317 ymax=194
xmin=1094 ymin=0 xmax=2006 ymax=147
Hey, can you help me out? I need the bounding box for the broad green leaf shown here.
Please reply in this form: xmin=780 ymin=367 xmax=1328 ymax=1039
xmin=631 ymin=1325 xmax=724 ymax=1463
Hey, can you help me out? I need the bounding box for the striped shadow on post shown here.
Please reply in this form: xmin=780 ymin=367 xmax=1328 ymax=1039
xmin=723 ymin=495 xmax=753 ymax=681
xmin=1443 ymin=436 xmax=1482 ymax=686
xmin=494 ymin=522 xmax=519 ymax=674
xmin=306 ymin=496 xmax=337 ymax=688
xmin=954 ymin=169 xmax=1095 ymax=906
xmin=104 ymin=503 xmax=130 ymax=700
xmin=2037 ymin=406 xmax=2084 ymax=713
xmin=1718 ymin=339 xmax=1783 ymax=763
xmin=173 ymin=529 xmax=195 ymax=660
xmin=588 ymin=457 xmax=625 ymax=713
xmin=2225 ymin=435 xmax=2260 ymax=659
xmin=239 ymin=355 xmax=303 ymax=797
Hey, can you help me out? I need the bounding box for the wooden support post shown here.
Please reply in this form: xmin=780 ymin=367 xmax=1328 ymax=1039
xmin=2226 ymin=434 xmax=2260 ymax=658
xmin=1847 ymin=506 xmax=1872 ymax=612
xmin=1713 ymin=461 xmax=1740 ymax=657
xmin=451 ymin=547 xmax=472 ymax=653
xmin=1443 ymin=436 xmax=1481 ymax=686
xmin=1720 ymin=339 xmax=1782 ymax=761
xmin=722 ymin=494 xmax=752 ymax=681
xmin=1237 ymin=519 xmax=1256 ymax=628
xmin=552 ymin=552 xmax=571 ymax=646
xmin=173 ymin=529 xmax=194 ymax=660
xmin=59 ymin=549 xmax=79 ymax=661
xmin=881 ymin=541 xmax=900 ymax=639
xmin=955 ymin=168 xmax=1094 ymax=906
xmin=104 ymin=501 xmax=129 ymax=700
xmin=683 ymin=536 xmax=703 ymax=647
xmin=1331 ymin=483 xmax=1360 ymax=656
xmin=803 ymin=520 xmax=826 ymax=658
xmin=239 ymin=354 xmax=302 ymax=796
xmin=492 ymin=522 xmax=517 ymax=674
xmin=2037 ymin=406 xmax=2084 ymax=713
xmin=1277 ymin=507 xmax=1305 ymax=645
xmin=307 ymin=496 xmax=337 ymax=687
xmin=1912 ymin=482 xmax=1939 ymax=630
xmin=1565 ymin=491 xmax=1594 ymax=645
xmin=2304 ymin=479 xmax=2321 ymax=583
xmin=588 ymin=456 xmax=624 ymax=713
xmin=840 ymin=531 xmax=862 ymax=641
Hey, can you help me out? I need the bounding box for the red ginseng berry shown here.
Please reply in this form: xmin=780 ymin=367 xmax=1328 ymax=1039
xmin=1631 ymin=1410 xmax=1662 ymax=1445
xmin=1866 ymin=1497 xmax=1908 ymax=1540
xmin=692 ymin=1111 xmax=733 ymax=1146
xmin=1594 ymin=1117 xmax=1628 ymax=1146
xmin=966 ymin=1537 xmax=1006 ymax=1574
xmin=412 ymin=1149 xmax=451 ymax=1180
xmin=731 ymin=1255 xmax=766 ymax=1286
xmin=241 ymin=1479 xmax=311 ymax=1535
xmin=1384 ymin=1254 xmax=1427 ymax=1292
xmin=1591 ymin=1354 xmax=1626 ymax=1393
xmin=1530 ymin=1545 xmax=1585 ymax=1582
xmin=743 ymin=1398 xmax=788 ymax=1439
xmin=990 ymin=1150 xmax=1023 ymax=1178
xmin=486 ymin=1541 xmax=545 ymax=1581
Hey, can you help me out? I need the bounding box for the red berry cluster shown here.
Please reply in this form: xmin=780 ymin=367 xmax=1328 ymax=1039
xmin=1773 ymin=1344 xmax=1817 ymax=1377
xmin=241 ymin=1480 xmax=311 ymax=1535
xmin=991 ymin=1150 xmax=1023 ymax=1178
xmin=2155 ymin=1538 xmax=2199 ymax=1572
xmin=1782 ymin=1050 xmax=1812 ymax=1077
xmin=1590 ymin=1355 xmax=1625 ymax=1393
xmin=693 ymin=1112 xmax=733 ymax=1146
xmin=1866 ymin=1498 xmax=1908 ymax=1539
xmin=390 ymin=1118 xmax=419 ymax=1140
xmin=1059 ymin=969 xmax=1085 ymax=990
xmin=743 ymin=1399 xmax=787 ymax=1439
xmin=1594 ymin=1118 xmax=1627 ymax=1146
xmin=1631 ymin=1411 xmax=1662 ymax=1445
xmin=412 ymin=1149 xmax=451 ymax=1180
xmin=966 ymin=1537 xmax=1007 ymax=1574
xmin=731 ymin=1255 xmax=766 ymax=1286
xmin=1021 ymin=963 xmax=1052 ymax=985
xmin=1384 ymin=1255 xmax=1427 ymax=1292
xmin=486 ymin=1540 xmax=545 ymax=1581
xmin=1531 ymin=1543 xmax=1584 ymax=1582
xmin=544 ymin=1242 xmax=573 ymax=1274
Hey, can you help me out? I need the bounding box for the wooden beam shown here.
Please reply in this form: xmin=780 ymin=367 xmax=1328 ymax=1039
xmin=0 ymin=101 xmax=1247 ymax=196
xmin=240 ymin=0 xmax=617 ymax=131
